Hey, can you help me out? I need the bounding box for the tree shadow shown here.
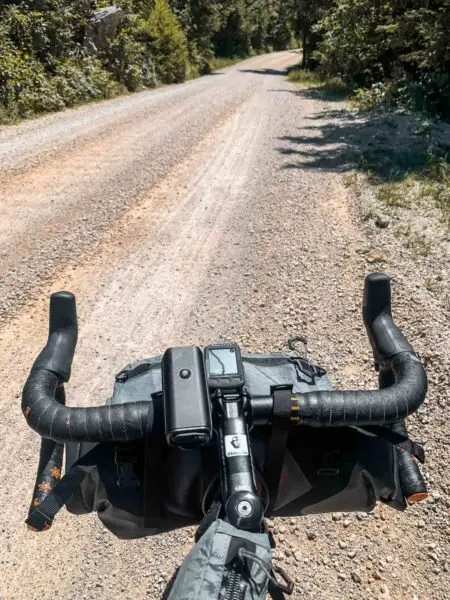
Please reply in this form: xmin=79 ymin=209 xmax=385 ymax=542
xmin=290 ymin=86 xmax=351 ymax=102
xmin=276 ymin=107 xmax=449 ymax=181
xmin=239 ymin=68 xmax=288 ymax=76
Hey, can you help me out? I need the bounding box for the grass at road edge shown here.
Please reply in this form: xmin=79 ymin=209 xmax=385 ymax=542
xmin=287 ymin=66 xmax=449 ymax=229
xmin=287 ymin=66 xmax=351 ymax=99
xmin=209 ymin=56 xmax=248 ymax=71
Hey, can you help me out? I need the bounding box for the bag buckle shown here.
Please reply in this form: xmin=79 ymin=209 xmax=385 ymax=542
xmin=287 ymin=335 xmax=308 ymax=359
xmin=271 ymin=564 xmax=295 ymax=595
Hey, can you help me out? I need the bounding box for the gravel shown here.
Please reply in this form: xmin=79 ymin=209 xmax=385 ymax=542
xmin=0 ymin=50 xmax=448 ymax=600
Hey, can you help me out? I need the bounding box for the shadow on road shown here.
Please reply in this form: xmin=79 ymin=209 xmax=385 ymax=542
xmin=239 ymin=68 xmax=288 ymax=76
xmin=276 ymin=107 xmax=450 ymax=181
xmin=277 ymin=86 xmax=350 ymax=102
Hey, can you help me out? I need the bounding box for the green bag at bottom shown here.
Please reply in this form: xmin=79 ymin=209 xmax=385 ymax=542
xmin=166 ymin=520 xmax=273 ymax=600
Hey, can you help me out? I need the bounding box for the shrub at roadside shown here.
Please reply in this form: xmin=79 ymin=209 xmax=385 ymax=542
xmin=313 ymin=0 xmax=450 ymax=119
xmin=0 ymin=0 xmax=297 ymax=123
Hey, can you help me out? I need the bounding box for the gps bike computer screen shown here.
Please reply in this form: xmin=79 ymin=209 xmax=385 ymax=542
xmin=204 ymin=343 xmax=245 ymax=390
xmin=207 ymin=347 xmax=238 ymax=376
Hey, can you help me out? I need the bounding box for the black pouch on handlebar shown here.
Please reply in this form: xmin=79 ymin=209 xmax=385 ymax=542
xmin=63 ymin=352 xmax=411 ymax=539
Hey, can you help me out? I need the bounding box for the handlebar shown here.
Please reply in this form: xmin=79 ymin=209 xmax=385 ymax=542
xmin=22 ymin=273 xmax=427 ymax=443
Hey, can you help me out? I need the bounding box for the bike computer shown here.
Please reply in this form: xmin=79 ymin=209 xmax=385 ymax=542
xmin=204 ymin=343 xmax=245 ymax=390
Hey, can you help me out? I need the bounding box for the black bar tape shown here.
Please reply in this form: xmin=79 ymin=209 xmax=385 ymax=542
xmin=33 ymin=292 xmax=78 ymax=382
xmin=391 ymin=421 xmax=428 ymax=502
xmin=363 ymin=273 xmax=414 ymax=362
xmin=22 ymin=369 xmax=155 ymax=442
xmin=294 ymin=352 xmax=427 ymax=427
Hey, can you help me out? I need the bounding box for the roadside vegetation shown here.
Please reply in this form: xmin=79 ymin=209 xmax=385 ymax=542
xmin=0 ymin=0 xmax=300 ymax=123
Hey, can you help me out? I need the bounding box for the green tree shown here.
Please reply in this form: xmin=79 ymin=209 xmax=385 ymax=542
xmin=294 ymin=0 xmax=332 ymax=68
xmin=145 ymin=0 xmax=188 ymax=83
xmin=170 ymin=0 xmax=223 ymax=73
xmin=213 ymin=5 xmax=251 ymax=57
xmin=267 ymin=1 xmax=293 ymax=51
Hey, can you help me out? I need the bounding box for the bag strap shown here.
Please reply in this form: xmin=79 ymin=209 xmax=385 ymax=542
xmin=144 ymin=393 xmax=166 ymax=527
xmin=358 ymin=426 xmax=425 ymax=463
xmin=26 ymin=444 xmax=104 ymax=532
xmin=194 ymin=500 xmax=222 ymax=542
xmin=263 ymin=386 xmax=296 ymax=515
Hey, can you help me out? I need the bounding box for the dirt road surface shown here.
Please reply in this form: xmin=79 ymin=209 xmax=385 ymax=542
xmin=0 ymin=51 xmax=448 ymax=600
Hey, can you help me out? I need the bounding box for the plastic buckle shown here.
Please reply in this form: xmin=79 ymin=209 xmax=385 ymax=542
xmin=287 ymin=335 xmax=308 ymax=359
xmin=271 ymin=564 xmax=294 ymax=595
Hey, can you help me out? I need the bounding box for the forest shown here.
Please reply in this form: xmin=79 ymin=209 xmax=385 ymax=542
xmin=0 ymin=1 xmax=449 ymax=121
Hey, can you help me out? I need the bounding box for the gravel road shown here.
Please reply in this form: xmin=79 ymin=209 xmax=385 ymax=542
xmin=0 ymin=51 xmax=448 ymax=600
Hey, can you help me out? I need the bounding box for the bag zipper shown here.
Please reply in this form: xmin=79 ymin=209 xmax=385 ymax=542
xmin=220 ymin=560 xmax=247 ymax=600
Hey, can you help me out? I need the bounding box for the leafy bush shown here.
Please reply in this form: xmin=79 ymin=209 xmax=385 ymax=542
xmin=106 ymin=20 xmax=156 ymax=91
xmin=0 ymin=0 xmax=304 ymax=121
xmin=313 ymin=1 xmax=450 ymax=119
xmin=53 ymin=58 xmax=119 ymax=105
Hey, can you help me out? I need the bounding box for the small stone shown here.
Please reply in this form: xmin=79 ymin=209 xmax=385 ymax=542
xmin=348 ymin=550 xmax=357 ymax=559
xmin=373 ymin=571 xmax=382 ymax=580
xmin=343 ymin=519 xmax=351 ymax=528
xmin=356 ymin=512 xmax=368 ymax=521
xmin=351 ymin=571 xmax=362 ymax=584
xmin=417 ymin=519 xmax=425 ymax=528
xmin=293 ymin=550 xmax=302 ymax=562
xmin=306 ymin=530 xmax=317 ymax=541
xmin=338 ymin=573 xmax=347 ymax=581
xmin=339 ymin=540 xmax=348 ymax=549
xmin=378 ymin=584 xmax=391 ymax=600
xmin=332 ymin=513 xmax=342 ymax=522
xmin=366 ymin=560 xmax=373 ymax=570
xmin=366 ymin=251 xmax=388 ymax=264
xmin=375 ymin=214 xmax=390 ymax=229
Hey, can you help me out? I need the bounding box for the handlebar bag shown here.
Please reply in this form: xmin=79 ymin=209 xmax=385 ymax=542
xmin=64 ymin=353 xmax=403 ymax=539
xmin=165 ymin=519 xmax=274 ymax=600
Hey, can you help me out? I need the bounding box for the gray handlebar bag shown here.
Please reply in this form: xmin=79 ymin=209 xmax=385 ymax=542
xmin=166 ymin=520 xmax=273 ymax=600
xmin=64 ymin=353 xmax=403 ymax=539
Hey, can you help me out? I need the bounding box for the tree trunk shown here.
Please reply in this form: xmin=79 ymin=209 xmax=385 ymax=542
xmin=302 ymin=25 xmax=308 ymax=68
